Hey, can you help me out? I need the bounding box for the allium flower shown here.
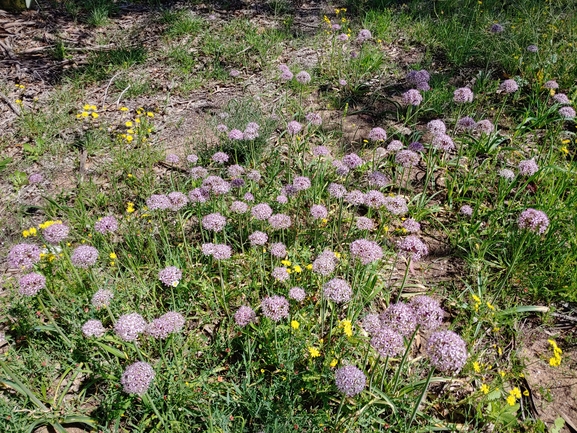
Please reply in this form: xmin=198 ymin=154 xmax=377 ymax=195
xmin=261 ymin=295 xmax=289 ymax=322
xmin=248 ymin=231 xmax=268 ymax=246
xmin=281 ymin=184 xmax=298 ymax=197
xmin=234 ymin=306 xmax=256 ymax=327
xmin=456 ymin=116 xmax=477 ymax=131
xmin=168 ymin=192 xmax=188 ymax=211
xmin=246 ymin=170 xmax=261 ymax=182
xmin=18 ymin=272 xmax=46 ymax=296
xmin=228 ymin=129 xmax=244 ymax=140
xmin=313 ymin=145 xmax=330 ymax=156
xmin=244 ymin=126 xmax=259 ymax=140
xmin=272 ymin=266 xmax=290 ymax=281
xmin=432 ymin=133 xmax=455 ymax=152
xmin=416 ymin=81 xmax=431 ymax=91
xmin=335 ymin=365 xmax=366 ymax=397
xmin=356 ymin=217 xmax=375 ymax=231
xmin=495 ymin=169 xmax=515 ymax=182
xmin=121 ymin=361 xmax=155 ymax=395
xmin=243 ymin=192 xmax=255 ymax=202
xmin=82 ymin=319 xmax=106 ymax=338
xmin=426 ymin=331 xmax=468 ymax=373
xmin=202 ymin=213 xmax=227 ymax=232
xmin=371 ymin=326 xmax=405 ymax=357
xmin=91 ymin=289 xmax=114 ymax=308
xmin=460 ymin=205 xmax=473 ymax=217
xmin=212 ymin=152 xmax=229 ymax=164
xmin=526 ymin=44 xmax=538 ymax=53
xmin=212 ymin=244 xmax=232 ymax=260
xmin=332 ymin=160 xmax=350 ymax=176
xmin=406 ymin=69 xmax=430 ymax=86
xmin=232 ymin=177 xmax=246 ymax=190
xmin=384 ymin=196 xmax=408 ymax=215
xmin=280 ymin=69 xmax=294 ymax=81
xmin=361 ymin=313 xmax=381 ymax=336
xmin=201 ymin=243 xmax=216 ymax=256
xmin=345 ymin=190 xmax=365 ymax=206
xmin=269 ymin=214 xmax=292 ymax=230
xmin=8 ymin=243 xmax=41 ymax=269
xmin=310 ymin=205 xmax=328 ymax=220
xmin=188 ymin=187 xmax=210 ymax=203
xmin=397 ymin=235 xmax=428 ymax=261
xmin=357 ymin=29 xmax=372 ymax=42
xmin=287 ymin=121 xmax=303 ymax=135
xmin=342 ymin=153 xmax=363 ymax=169
xmin=427 ymin=119 xmax=446 ymax=134
xmin=28 ymin=173 xmax=44 ymax=184
xmin=331 ymin=23 xmax=341 ymax=30
xmin=410 ymin=295 xmax=444 ymax=330
xmin=499 ymin=79 xmax=519 ymax=94
xmin=187 ymin=154 xmax=199 ymax=164
xmin=230 ymin=201 xmax=248 ymax=214
xmin=115 ymin=313 xmax=147 ymax=342
xmin=251 ymin=203 xmax=273 ymax=220
xmin=544 ymin=80 xmax=559 ymax=89
xmin=227 ymin=164 xmax=245 ymax=177
xmin=339 ymin=78 xmax=348 ymax=86
xmin=559 ymin=106 xmax=576 ymax=119
xmin=402 ymin=218 xmax=421 ymax=233
xmin=453 ymin=87 xmax=474 ymax=103
xmin=166 ymin=153 xmax=179 ymax=164
xmin=553 ymin=93 xmax=570 ymax=104
xmin=230 ymin=69 xmax=240 ymax=77
xmin=402 ymin=89 xmax=423 ymax=106
xmin=296 ymin=71 xmax=311 ymax=84
xmin=42 ymin=222 xmax=69 ymax=244
xmin=202 ymin=176 xmax=231 ymax=195
xmin=146 ymin=194 xmax=171 ymax=210
xmin=518 ymin=208 xmax=549 ymax=234
xmin=289 ymin=287 xmax=306 ymax=302
xmin=270 ymin=242 xmax=287 ymax=258
xmin=95 ymin=216 xmax=118 ymax=234
xmin=380 ymin=303 xmax=417 ymax=337
xmin=323 ymin=278 xmax=352 ymax=303
xmin=190 ymin=166 xmax=209 ymax=180
xmin=368 ymin=171 xmax=390 ymax=187
xmin=145 ymin=312 xmax=186 ymax=339
xmin=293 ymin=176 xmax=311 ymax=191
xmin=71 ymin=245 xmax=99 ymax=268
xmin=368 ymin=127 xmax=387 ymax=141
xmin=475 ymin=119 xmax=495 ymax=135
xmin=337 ymin=33 xmax=348 ymax=42
xmin=387 ymin=140 xmax=404 ymax=152
xmin=312 ymin=250 xmax=338 ymax=276
xmin=305 ymin=112 xmax=322 ymax=126
xmin=350 ymin=239 xmax=383 ymax=265
xmin=328 ymin=183 xmax=346 ymax=199
xmin=217 ymin=124 xmax=228 ymax=133
xmin=395 ymin=149 xmax=420 ymax=167
xmin=518 ymin=158 xmax=538 ymax=176
xmin=276 ymin=195 xmax=288 ymax=204
xmin=490 ymin=23 xmax=504 ymax=33
xmin=409 ymin=141 xmax=425 ymax=152
xmin=158 ymin=266 xmax=182 ymax=287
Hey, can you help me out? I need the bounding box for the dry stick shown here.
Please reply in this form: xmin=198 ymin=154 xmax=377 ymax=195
xmin=20 ymin=44 xmax=114 ymax=54
xmin=115 ymin=85 xmax=131 ymax=106
xmin=102 ymin=71 xmax=122 ymax=106
xmin=0 ymin=92 xmax=21 ymax=116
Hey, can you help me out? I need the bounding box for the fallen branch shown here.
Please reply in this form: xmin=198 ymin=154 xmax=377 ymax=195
xmin=0 ymin=92 xmax=21 ymax=116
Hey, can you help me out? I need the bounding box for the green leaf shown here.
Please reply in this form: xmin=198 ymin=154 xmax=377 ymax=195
xmin=94 ymin=341 xmax=128 ymax=359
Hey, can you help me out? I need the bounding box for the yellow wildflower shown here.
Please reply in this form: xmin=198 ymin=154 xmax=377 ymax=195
xmin=473 ymin=362 xmax=481 ymax=373
xmin=281 ymin=259 xmax=291 ymax=266
xmin=91 ymin=112 xmax=99 ymax=118
xmin=81 ymin=111 xmax=89 ymax=118
xmin=486 ymin=302 xmax=496 ymax=311
xmin=291 ymin=320 xmax=300 ymax=330
xmin=308 ymin=347 xmax=320 ymax=358
xmin=146 ymin=112 xmax=154 ymax=117
xmin=120 ymin=106 xmax=129 ymax=112
xmin=125 ymin=135 xmax=133 ymax=143
xmin=506 ymin=395 xmax=516 ymax=406
xmin=480 ymin=384 xmax=489 ymax=394
xmin=126 ymin=202 xmax=135 ymax=213
xmin=334 ymin=252 xmax=341 ymax=259
xmin=305 ymin=264 xmax=313 ymax=270
xmin=125 ymin=121 xmax=133 ymax=127
xmin=340 ymin=320 xmax=353 ymax=337
xmin=293 ymin=265 xmax=302 ymax=273
xmin=109 ymin=252 xmax=117 ymax=260
xmin=330 ymin=359 xmax=338 ymax=367
xmin=510 ymin=387 xmax=521 ymax=399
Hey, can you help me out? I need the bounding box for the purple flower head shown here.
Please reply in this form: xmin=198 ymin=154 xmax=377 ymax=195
xmin=243 ymin=192 xmax=255 ymax=202
xmin=518 ymin=158 xmax=538 ymax=176
xmin=364 ymin=190 xmax=386 ymax=209
xmin=337 ymin=33 xmax=348 ymax=42
xmin=410 ymin=295 xmax=444 ymax=330
xmin=335 ymin=365 xmax=366 ymax=397
xmin=518 ymin=208 xmax=549 ymax=234
xmin=227 ymin=164 xmax=245 ymax=178
xmin=217 ymin=124 xmax=229 ymax=133
xmin=91 ymin=289 xmax=114 ymax=308
xmin=230 ymin=201 xmax=248 ymax=214
xmin=230 ymin=178 xmax=245 ymax=189
xmin=187 ymin=154 xmax=199 ymax=164
xmin=387 ymin=140 xmax=404 ymax=152
xmin=499 ymin=79 xmax=519 ymax=94
xmin=276 ymin=195 xmax=288 ymax=204
xmin=312 ymin=250 xmax=338 ymax=276
xmin=395 ymin=149 xmax=420 ymax=167
xmin=406 ymin=69 xmax=430 ymax=86
xmin=384 ymin=195 xmax=409 ymax=215
xmin=416 ymin=81 xmax=431 ymax=91
xmin=305 ymin=112 xmax=322 ymax=126
xmin=342 ymin=153 xmax=363 ymax=169
xmin=71 ymin=245 xmax=99 ymax=268
xmin=357 ymin=29 xmax=372 ymax=42
xmin=115 ymin=313 xmax=147 ymax=342
xmin=402 ymin=89 xmax=423 ymax=106
xmin=202 ymin=213 xmax=227 ymax=232
xmin=526 ymin=44 xmax=538 ymax=53
xmin=427 ymin=119 xmax=446 ymax=135
xmin=287 ymin=121 xmax=303 ymax=135
xmin=18 ymin=272 xmax=46 ymax=296
xmin=146 ymin=194 xmax=171 ymax=210
xmin=146 ymin=312 xmax=186 ymax=339
xmin=490 ymin=23 xmax=504 ymax=33
xmin=331 ymin=23 xmax=341 ymax=30
xmin=235 ymin=306 xmax=256 ymax=327
xmin=371 ymin=326 xmax=405 ymax=357
xmin=332 ymin=160 xmax=350 ymax=176
xmin=261 ymin=295 xmax=289 ymax=322
xmin=166 ymin=153 xmax=179 ymax=164
xmin=42 ymin=222 xmax=69 ymax=244
xmin=8 ymin=243 xmax=41 ymax=269
xmin=188 ymin=187 xmax=210 ymax=203
xmin=296 ymin=71 xmax=311 ymax=84
xmin=350 ymin=50 xmax=359 ymax=58
xmin=457 ymin=205 xmax=473 ymax=218
xmin=243 ymin=127 xmax=259 ymax=140
xmin=230 ymin=69 xmax=240 ymax=77
xmin=270 ymin=242 xmax=287 ymax=258
xmin=559 ymin=106 xmax=576 ymax=119
xmin=121 ymin=362 xmax=155 ymax=395
xmin=211 ymin=152 xmax=229 ymax=164
xmin=201 ymin=243 xmax=215 ymax=256
xmin=361 ymin=313 xmax=381 ymax=336
xmin=272 ymin=266 xmax=290 ymax=281
xmin=246 ymin=170 xmax=261 ymax=182
xmin=475 ymin=119 xmax=495 ymax=135
xmin=269 ymin=214 xmax=292 ymax=230
xmin=323 ymin=278 xmax=352 ymax=303
xmin=453 ymin=87 xmax=474 ymax=103
xmin=28 ymin=173 xmax=44 ymax=184
xmin=248 ymin=230 xmax=268 ymax=246
xmin=402 ymin=218 xmax=421 ymax=233
xmin=339 ymin=78 xmax=348 ymax=86
xmin=95 ymin=216 xmax=118 ymax=234
xmin=168 ymin=191 xmax=188 ymax=211
xmin=289 ymin=287 xmax=306 ymax=302
xmin=228 ymin=129 xmax=244 ymax=140
xmin=553 ymin=93 xmax=570 ymax=104
xmin=313 ymin=145 xmax=330 ymax=156
xmin=281 ymin=184 xmax=298 ymax=197
xmin=82 ymin=319 xmax=106 ymax=338
xmin=212 ymin=244 xmax=232 ymax=260
xmin=426 ymin=330 xmax=468 ymax=373
xmin=544 ymin=80 xmax=559 ymax=89
xmin=456 ymin=116 xmax=477 ymax=132
xmin=499 ymin=168 xmax=515 ymax=180
xmin=158 ymin=266 xmax=182 ymax=287
xmin=397 ymin=235 xmax=428 ymax=261
xmin=345 ymin=190 xmax=365 ymax=206
xmin=368 ymin=127 xmax=387 ymax=142
xmin=356 ymin=217 xmax=375 ymax=231
xmin=368 ymin=171 xmax=390 ymax=188
xmin=380 ymin=302 xmax=417 ymax=337
xmin=293 ymin=176 xmax=311 ymax=191
xmin=280 ymin=69 xmax=294 ymax=81
xmin=202 ymin=176 xmax=231 ymax=195
xmin=409 ymin=141 xmax=425 ymax=152
xmin=432 ymin=133 xmax=455 ymax=152
xmin=190 ymin=166 xmax=209 ymax=180
xmin=251 ymin=203 xmax=273 ymax=221
xmin=328 ymin=183 xmax=346 ymax=199
xmin=310 ymin=204 xmax=328 ymax=220
xmin=350 ymin=239 xmax=383 ymax=265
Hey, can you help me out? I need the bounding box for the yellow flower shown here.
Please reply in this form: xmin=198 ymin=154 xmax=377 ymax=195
xmin=334 ymin=252 xmax=341 ymax=259
xmin=146 ymin=112 xmax=154 ymax=117
xmin=330 ymin=359 xmax=338 ymax=367
xmin=125 ymin=135 xmax=133 ymax=143
xmin=293 ymin=265 xmax=302 ymax=273
xmin=109 ymin=252 xmax=117 ymax=259
xmin=560 ymin=146 xmax=569 ymax=155
xmin=291 ymin=320 xmax=300 ymax=330
xmin=523 ymin=390 xmax=529 ymax=396
xmin=91 ymin=112 xmax=99 ymax=118
xmin=473 ymin=362 xmax=481 ymax=373
xmin=340 ymin=320 xmax=353 ymax=337
xmin=39 ymin=220 xmax=60 ymax=229
xmin=81 ymin=111 xmax=89 ymax=118
xmin=480 ymin=384 xmax=489 ymax=394
xmin=506 ymin=395 xmax=516 ymax=406
xmin=486 ymin=302 xmax=496 ymax=311
xmin=499 ymin=370 xmax=506 ymax=378
xmin=510 ymin=387 xmax=521 ymax=399
xmin=281 ymin=259 xmax=291 ymax=266
xmin=305 ymin=264 xmax=313 ymax=270
xmin=125 ymin=121 xmax=133 ymax=127
xmin=83 ymin=104 xmax=91 ymax=110
xmin=126 ymin=202 xmax=135 ymax=213
xmin=120 ymin=106 xmax=129 ymax=112
xmin=22 ymin=230 xmax=30 ymax=237
xmin=472 ymin=294 xmax=481 ymax=303
xmin=308 ymin=347 xmax=320 ymax=358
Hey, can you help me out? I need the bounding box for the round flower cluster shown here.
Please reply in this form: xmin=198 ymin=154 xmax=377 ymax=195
xmin=410 ymin=295 xmax=444 ymax=330
xmin=8 ymin=243 xmax=41 ymax=269
xmin=402 ymin=218 xmax=421 ymax=233
xmin=115 ymin=313 xmax=147 ymax=341
xmin=306 ymin=112 xmax=322 ymax=126
xmin=357 ymin=29 xmax=372 ymax=42
xmin=402 ymin=89 xmax=423 ymax=106
xmin=453 ymin=87 xmax=474 ymax=103
xmin=544 ymin=80 xmax=558 ymax=89
xmin=95 ymin=216 xmax=118 ymax=234
xmin=368 ymin=127 xmax=387 ymax=142
xmin=427 ymin=119 xmax=446 ymax=134
xmin=234 ymin=306 xmax=256 ymax=327
xmin=526 ymin=44 xmax=538 ymax=53
xmin=43 ymin=222 xmax=69 ymax=243
xmin=249 ymin=231 xmax=268 ymax=246
xmin=251 ymin=203 xmax=273 ymax=221
xmin=335 ymin=365 xmax=366 ymax=397
xmin=158 ymin=266 xmax=182 ymax=287
xmin=350 ymin=239 xmax=383 ymax=265
xmin=490 ymin=23 xmax=504 ymax=33
xmin=456 ymin=116 xmax=476 ymax=132
xmin=18 ymin=272 xmax=46 ymax=296
xmin=356 ymin=216 xmax=375 ymax=231
xmin=499 ymin=168 xmax=515 ymax=180
xmin=312 ymin=250 xmax=337 ymax=276
xmin=460 ymin=205 xmax=473 ymax=217
xmin=432 ymin=133 xmax=455 ymax=152
xmin=287 ymin=121 xmax=303 ymax=135
xmin=121 ymin=361 xmax=155 ymax=395
xmin=342 ymin=153 xmax=363 ymax=169
xmin=168 ymin=192 xmax=188 ymax=211
xmin=395 ymin=149 xmax=420 ymax=167
xmin=71 ymin=245 xmax=99 ymax=268
xmin=518 ymin=158 xmax=538 ymax=176
xmin=559 ymin=106 xmax=576 ymax=119
xmin=313 ymin=145 xmax=330 ymax=156
xmin=230 ymin=201 xmax=248 ymax=214
xmin=202 ymin=176 xmax=231 ymax=195
xmin=406 ymin=69 xmax=430 ymax=87
xmin=270 ymin=242 xmax=287 ymax=258
xmin=212 ymin=152 xmax=229 ymax=164
xmin=475 ymin=119 xmax=495 ymax=135
xmin=553 ymin=93 xmax=570 ymax=104
xmin=345 ymin=190 xmax=365 ymax=206
xmin=146 ymin=194 xmax=171 ymax=210
xmin=364 ymin=190 xmax=386 ymax=208
xmin=166 ymin=153 xmax=179 ymax=163
xmin=328 ymin=183 xmax=346 ymax=199
xmin=261 ymin=295 xmax=289 ymax=322
xmin=190 ymin=166 xmax=209 ymax=180
xmin=518 ymin=208 xmax=549 ymax=234
xmin=82 ymin=319 xmax=106 ymax=338
xmin=28 ymin=173 xmax=44 ymax=184
xmin=186 ymin=154 xmax=199 ymax=164
xmin=202 ymin=213 xmax=227 ymax=232
xmin=361 ymin=313 xmax=381 ymax=336
xmin=323 ymin=278 xmax=352 ymax=303
xmin=310 ymin=204 xmax=328 ymax=220
xmin=228 ymin=129 xmax=244 ymax=140
xmin=145 ymin=312 xmax=186 ymax=339
xmin=201 ymin=243 xmax=232 ymax=260
xmin=380 ymin=303 xmax=417 ymax=337
xmin=384 ymin=196 xmax=408 ymax=215
xmin=91 ymin=289 xmax=114 ymax=307
xmin=426 ymin=331 xmax=468 ymax=373
xmin=397 ymin=235 xmax=428 ymax=261
xmin=288 ymin=287 xmax=306 ymax=302
xmin=293 ymin=176 xmax=311 ymax=191
xmin=387 ymin=140 xmax=404 ymax=152
xmin=272 ymin=267 xmax=290 ymax=282
xmin=188 ymin=188 xmax=210 ymax=203
xmin=295 ymin=70 xmax=311 ymax=84
xmin=499 ymin=79 xmax=519 ymax=94
xmin=368 ymin=171 xmax=390 ymax=187
xmin=371 ymin=326 xmax=405 ymax=357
